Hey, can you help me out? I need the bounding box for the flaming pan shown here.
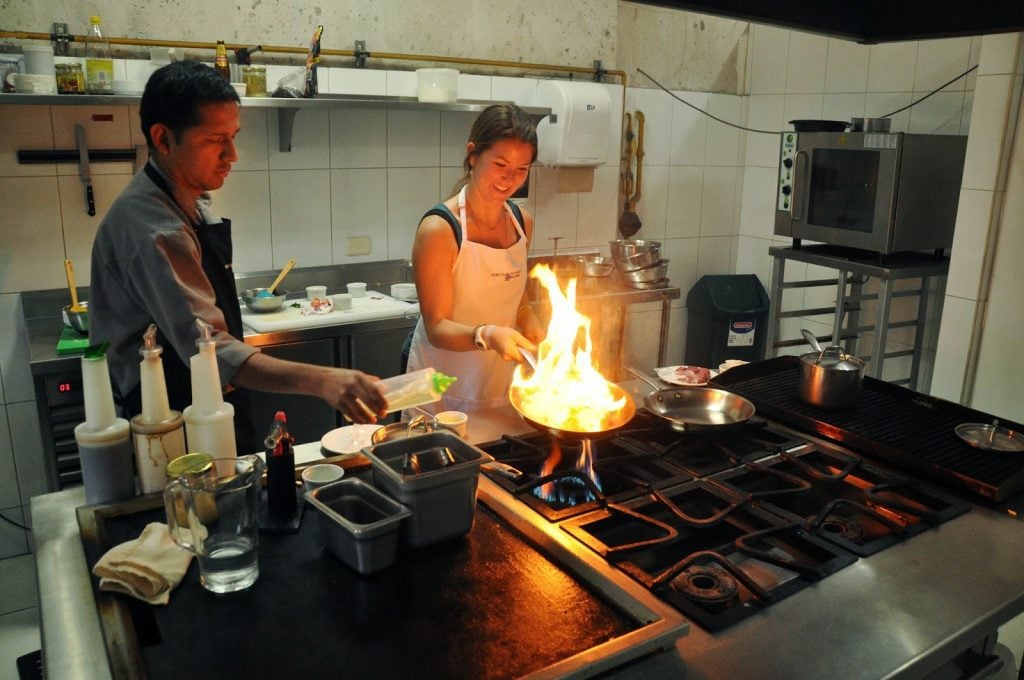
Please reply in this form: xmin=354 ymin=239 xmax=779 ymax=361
xmin=509 ymin=384 xmax=636 ymax=442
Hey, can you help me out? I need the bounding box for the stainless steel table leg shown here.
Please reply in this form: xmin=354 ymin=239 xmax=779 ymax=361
xmin=871 ymin=278 xmax=894 ymax=379
xmin=832 ymin=268 xmax=849 ymax=347
xmin=658 ymin=299 xmax=671 ymax=367
xmin=766 ymin=254 xmax=786 ymax=358
xmin=847 ymin=275 xmax=865 ymax=358
xmin=909 ymin=275 xmax=930 ymax=391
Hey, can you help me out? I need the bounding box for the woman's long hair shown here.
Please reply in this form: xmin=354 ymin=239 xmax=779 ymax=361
xmin=449 ymin=103 xmax=538 ymax=197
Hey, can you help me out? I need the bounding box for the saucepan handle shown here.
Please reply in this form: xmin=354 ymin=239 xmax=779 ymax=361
xmin=624 ymin=365 xmax=663 ymax=391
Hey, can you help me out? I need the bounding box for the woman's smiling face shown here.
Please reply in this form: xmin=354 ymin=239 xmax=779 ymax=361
xmin=468 ymin=138 xmax=534 ymax=202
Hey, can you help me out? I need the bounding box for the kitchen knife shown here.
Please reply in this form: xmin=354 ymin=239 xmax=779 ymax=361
xmin=74 ymin=124 xmax=95 ymax=216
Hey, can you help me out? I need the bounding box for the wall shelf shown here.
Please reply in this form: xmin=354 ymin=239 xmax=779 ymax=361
xmin=1 ymin=93 xmax=552 ymax=152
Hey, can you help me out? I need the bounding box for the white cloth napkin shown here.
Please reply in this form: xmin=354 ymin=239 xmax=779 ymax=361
xmin=92 ymin=522 xmax=192 ymax=605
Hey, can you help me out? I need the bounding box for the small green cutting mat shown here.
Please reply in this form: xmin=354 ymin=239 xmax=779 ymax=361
xmin=56 ymin=327 xmax=90 ymax=355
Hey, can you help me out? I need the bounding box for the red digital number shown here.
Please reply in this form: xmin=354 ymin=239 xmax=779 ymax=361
xmin=59 ymin=382 xmax=72 ymax=393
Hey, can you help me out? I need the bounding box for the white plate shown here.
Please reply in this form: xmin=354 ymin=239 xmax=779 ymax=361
xmin=320 ymin=424 xmax=382 ymax=455
xmin=655 ymin=365 xmax=719 ymax=387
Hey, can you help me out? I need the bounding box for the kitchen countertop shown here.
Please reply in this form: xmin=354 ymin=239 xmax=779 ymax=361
xmin=37 ymin=398 xmax=1024 ymax=679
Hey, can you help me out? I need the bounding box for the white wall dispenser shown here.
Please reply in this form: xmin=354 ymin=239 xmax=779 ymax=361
xmin=529 ymin=81 xmax=611 ymax=167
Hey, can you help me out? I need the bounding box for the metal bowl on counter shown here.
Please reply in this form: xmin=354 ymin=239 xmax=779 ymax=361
xmin=620 ymin=259 xmax=669 ymax=285
xmin=610 ymin=240 xmax=662 ymax=272
xmin=572 ymin=254 xmax=614 ymax=277
xmin=241 ymin=287 xmax=288 ymax=313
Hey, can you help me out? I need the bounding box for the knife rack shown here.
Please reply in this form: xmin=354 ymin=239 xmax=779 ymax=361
xmin=17 ymin=148 xmax=145 ymax=165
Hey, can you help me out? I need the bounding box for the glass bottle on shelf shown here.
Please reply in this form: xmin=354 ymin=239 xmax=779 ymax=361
xmin=214 ymin=40 xmax=230 ymax=80
xmin=84 ymin=15 xmax=113 ymax=94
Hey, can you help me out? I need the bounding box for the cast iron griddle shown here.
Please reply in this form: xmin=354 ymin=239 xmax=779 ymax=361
xmin=78 ymin=481 xmax=637 ymax=680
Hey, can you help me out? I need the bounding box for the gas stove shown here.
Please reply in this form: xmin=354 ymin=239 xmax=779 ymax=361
xmin=478 ymin=411 xmax=970 ymax=632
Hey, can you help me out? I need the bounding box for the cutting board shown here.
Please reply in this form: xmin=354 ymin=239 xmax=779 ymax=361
xmin=56 ymin=326 xmax=91 ymax=355
xmin=240 ymin=291 xmax=418 ymax=333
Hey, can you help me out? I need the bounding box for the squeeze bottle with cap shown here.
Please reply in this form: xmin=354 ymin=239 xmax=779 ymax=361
xmin=75 ymin=342 xmax=135 ymax=504
xmin=379 ymin=367 xmax=457 ymax=413
xmin=130 ymin=324 xmax=187 ymax=493
xmin=182 ymin=319 xmax=237 ymax=477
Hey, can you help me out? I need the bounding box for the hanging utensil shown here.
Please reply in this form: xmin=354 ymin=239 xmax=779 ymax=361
xmin=619 ymin=113 xmax=641 ymax=238
xmin=268 ymin=258 xmax=296 ymax=294
xmin=64 ymin=259 xmax=87 ymax=312
xmin=74 ymin=124 xmax=95 ymax=216
xmin=629 ymin=110 xmax=645 ymax=220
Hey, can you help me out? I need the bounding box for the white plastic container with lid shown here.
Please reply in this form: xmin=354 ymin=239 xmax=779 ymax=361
xmin=182 ymin=319 xmax=237 ymax=477
xmin=131 ymin=324 xmax=187 ymax=494
xmin=416 ymin=68 xmax=458 ymax=102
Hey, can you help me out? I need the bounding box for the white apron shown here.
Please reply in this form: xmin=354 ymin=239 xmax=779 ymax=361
xmin=406 ymin=186 xmax=528 ymax=414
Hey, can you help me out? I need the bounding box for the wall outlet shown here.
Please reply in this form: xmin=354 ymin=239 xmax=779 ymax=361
xmin=346 ymin=236 xmax=372 ymax=256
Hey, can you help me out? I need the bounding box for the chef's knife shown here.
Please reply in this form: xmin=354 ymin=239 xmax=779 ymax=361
xmin=74 ymin=124 xmax=95 ymax=216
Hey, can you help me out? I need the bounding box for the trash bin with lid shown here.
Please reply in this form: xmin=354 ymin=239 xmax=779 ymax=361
xmin=685 ymin=274 xmax=769 ymax=368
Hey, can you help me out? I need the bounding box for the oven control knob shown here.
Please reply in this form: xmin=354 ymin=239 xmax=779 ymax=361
xmin=781 ymin=185 xmax=791 ymax=195
xmin=783 ymin=157 xmax=793 ymax=168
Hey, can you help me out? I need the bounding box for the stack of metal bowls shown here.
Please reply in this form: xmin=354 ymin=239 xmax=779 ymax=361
xmin=609 ymin=239 xmax=670 ymax=289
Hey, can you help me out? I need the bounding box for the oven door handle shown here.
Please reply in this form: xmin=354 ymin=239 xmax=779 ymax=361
xmin=791 ymin=149 xmax=809 ymax=221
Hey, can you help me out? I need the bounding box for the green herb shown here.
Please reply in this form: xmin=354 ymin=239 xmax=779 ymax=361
xmin=289 ymin=302 xmax=301 ymax=308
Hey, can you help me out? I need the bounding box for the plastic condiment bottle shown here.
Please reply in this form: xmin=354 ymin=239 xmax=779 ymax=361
xmin=130 ymin=324 xmax=187 ymax=494
xmin=379 ymin=367 xmax=457 ymax=413
xmin=84 ymin=15 xmax=113 ymax=94
xmin=182 ymin=319 xmax=237 ymax=477
xmin=74 ymin=342 xmax=135 ymax=504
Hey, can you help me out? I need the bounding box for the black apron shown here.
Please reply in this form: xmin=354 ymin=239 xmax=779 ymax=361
xmin=121 ymin=165 xmax=256 ymax=454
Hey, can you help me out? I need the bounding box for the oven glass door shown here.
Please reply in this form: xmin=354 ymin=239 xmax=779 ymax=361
xmin=791 ymin=133 xmax=900 ymax=252
xmin=807 ymin=148 xmax=880 ymax=232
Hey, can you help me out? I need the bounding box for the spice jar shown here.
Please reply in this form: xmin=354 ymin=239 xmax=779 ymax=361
xmin=241 ymin=65 xmax=267 ymax=97
xmin=56 ymin=63 xmax=85 ymax=94
xmin=164 ymin=453 xmax=219 ymax=529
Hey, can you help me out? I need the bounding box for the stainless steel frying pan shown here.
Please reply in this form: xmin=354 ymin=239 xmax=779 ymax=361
xmin=626 ymin=366 xmax=755 ymax=432
xmin=509 ymin=383 xmax=637 ymax=441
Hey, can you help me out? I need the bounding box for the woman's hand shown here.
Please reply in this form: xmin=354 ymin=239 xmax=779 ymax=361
xmin=482 ymin=325 xmax=537 ymax=363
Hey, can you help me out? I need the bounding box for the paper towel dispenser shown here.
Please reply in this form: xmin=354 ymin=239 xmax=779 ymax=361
xmin=529 ymin=81 xmax=611 ymax=167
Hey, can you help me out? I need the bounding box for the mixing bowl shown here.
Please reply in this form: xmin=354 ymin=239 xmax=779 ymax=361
xmin=620 ymin=259 xmax=669 ymax=284
xmin=241 ymin=287 xmax=288 ymax=313
xmin=572 ymin=254 xmax=614 ymax=277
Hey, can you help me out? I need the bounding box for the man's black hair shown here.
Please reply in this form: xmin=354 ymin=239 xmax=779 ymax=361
xmin=140 ymin=60 xmax=240 ymax=148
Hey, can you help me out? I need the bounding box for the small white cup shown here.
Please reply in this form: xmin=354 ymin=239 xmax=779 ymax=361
xmin=331 ymin=293 xmax=353 ymax=310
xmin=231 ymin=82 xmax=247 ymax=97
xmin=306 ymin=285 xmax=327 ymax=300
xmin=347 ymin=282 xmax=367 ymax=297
xmin=301 ymin=464 xmax=345 ymax=494
xmin=436 ymin=411 xmax=468 ymax=438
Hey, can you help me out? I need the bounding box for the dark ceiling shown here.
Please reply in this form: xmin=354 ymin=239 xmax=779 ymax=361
xmin=630 ymin=0 xmax=1024 ymax=43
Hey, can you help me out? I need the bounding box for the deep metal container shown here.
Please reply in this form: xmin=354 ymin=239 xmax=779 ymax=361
xmin=798 ymin=347 xmax=865 ymax=409
xmin=363 ymin=431 xmax=493 ymax=548
xmin=306 ymin=477 xmax=411 ymax=575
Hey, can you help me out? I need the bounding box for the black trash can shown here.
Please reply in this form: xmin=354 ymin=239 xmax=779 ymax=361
xmin=685 ymin=274 xmax=769 ymax=368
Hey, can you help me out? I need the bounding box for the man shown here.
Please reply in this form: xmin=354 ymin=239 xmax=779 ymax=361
xmin=90 ymin=60 xmax=386 ymax=454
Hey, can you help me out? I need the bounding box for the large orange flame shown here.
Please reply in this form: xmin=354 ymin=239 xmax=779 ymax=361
xmin=510 ymin=264 xmax=627 ymax=433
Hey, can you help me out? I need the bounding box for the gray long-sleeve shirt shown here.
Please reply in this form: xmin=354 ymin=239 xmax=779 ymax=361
xmin=89 ymin=160 xmax=258 ymax=406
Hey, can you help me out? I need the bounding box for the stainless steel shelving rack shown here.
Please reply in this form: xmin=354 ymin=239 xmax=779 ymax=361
xmin=765 ymin=245 xmax=950 ymax=390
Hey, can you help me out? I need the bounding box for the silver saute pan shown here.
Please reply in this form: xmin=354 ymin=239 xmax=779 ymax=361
xmin=626 ymin=366 xmax=755 ymax=432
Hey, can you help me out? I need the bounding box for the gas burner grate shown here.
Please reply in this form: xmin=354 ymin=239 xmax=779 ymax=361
xmin=712 ymin=357 xmax=1024 ymax=501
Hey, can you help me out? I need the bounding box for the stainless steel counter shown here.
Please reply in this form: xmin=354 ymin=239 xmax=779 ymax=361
xmin=33 ymin=400 xmax=1024 ymax=679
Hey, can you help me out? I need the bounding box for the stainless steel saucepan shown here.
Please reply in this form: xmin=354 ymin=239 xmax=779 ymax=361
xmin=798 ymin=329 xmax=865 ymax=409
xmin=625 ymin=366 xmax=755 ymax=432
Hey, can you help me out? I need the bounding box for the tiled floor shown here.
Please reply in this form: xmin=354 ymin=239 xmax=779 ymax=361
xmin=0 ymin=554 xmax=40 ymax=680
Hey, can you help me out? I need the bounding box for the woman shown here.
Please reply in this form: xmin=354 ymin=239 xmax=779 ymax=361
xmin=405 ymin=104 xmax=545 ymax=414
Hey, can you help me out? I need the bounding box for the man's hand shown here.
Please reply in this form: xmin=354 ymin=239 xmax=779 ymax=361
xmin=319 ymin=369 xmax=388 ymax=424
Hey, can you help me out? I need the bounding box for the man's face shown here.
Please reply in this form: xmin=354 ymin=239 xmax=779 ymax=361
xmin=158 ymin=101 xmax=240 ymax=194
